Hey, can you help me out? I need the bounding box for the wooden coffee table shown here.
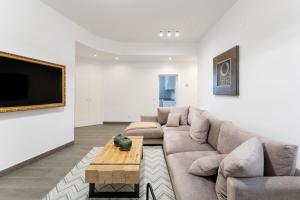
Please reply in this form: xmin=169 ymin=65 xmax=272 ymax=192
xmin=85 ymin=136 xmax=143 ymax=198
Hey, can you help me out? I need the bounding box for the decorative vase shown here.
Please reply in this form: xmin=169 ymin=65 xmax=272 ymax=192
xmin=114 ymin=134 xmax=124 ymax=147
xmin=119 ymin=137 xmax=132 ymax=151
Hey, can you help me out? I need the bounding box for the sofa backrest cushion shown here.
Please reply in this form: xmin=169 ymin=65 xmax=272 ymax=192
xmin=188 ymin=106 xmax=205 ymax=125
xmin=202 ymin=111 xmax=225 ymax=150
xmin=157 ymin=107 xmax=170 ymax=125
xmin=217 ymin=122 xmax=298 ymax=176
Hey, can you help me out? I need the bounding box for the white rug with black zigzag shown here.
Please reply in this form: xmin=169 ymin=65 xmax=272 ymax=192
xmin=43 ymin=146 xmax=175 ymax=200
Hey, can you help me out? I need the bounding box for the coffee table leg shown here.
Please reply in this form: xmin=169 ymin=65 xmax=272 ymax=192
xmin=88 ymin=183 xmax=139 ymax=198
xmin=134 ymin=184 xmax=140 ymax=197
xmin=89 ymin=183 xmax=95 ymax=197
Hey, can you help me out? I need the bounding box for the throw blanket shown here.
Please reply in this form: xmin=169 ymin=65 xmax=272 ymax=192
xmin=125 ymin=122 xmax=158 ymax=131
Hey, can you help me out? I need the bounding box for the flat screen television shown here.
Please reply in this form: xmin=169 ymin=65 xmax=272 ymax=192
xmin=0 ymin=51 xmax=65 ymax=113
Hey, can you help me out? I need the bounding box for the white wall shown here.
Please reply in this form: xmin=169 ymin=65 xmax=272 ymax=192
xmin=75 ymin=58 xmax=198 ymax=126
xmin=197 ymin=0 xmax=300 ymax=167
xmin=0 ymin=0 xmax=197 ymax=171
xmin=103 ymin=60 xmax=198 ymax=122
xmin=0 ymin=0 xmax=99 ymax=171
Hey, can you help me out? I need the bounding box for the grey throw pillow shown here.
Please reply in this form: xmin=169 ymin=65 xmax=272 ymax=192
xmin=188 ymin=106 xmax=205 ymax=125
xmin=189 ymin=154 xmax=227 ymax=176
xmin=170 ymin=106 xmax=189 ymax=125
xmin=189 ymin=115 xmax=209 ymax=144
xmin=157 ymin=107 xmax=170 ymax=125
xmin=166 ymin=113 xmax=181 ymax=127
xmin=216 ymin=137 xmax=264 ymax=200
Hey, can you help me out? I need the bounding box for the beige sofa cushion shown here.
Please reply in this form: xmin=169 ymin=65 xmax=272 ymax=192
xmin=189 ymin=154 xmax=227 ymax=176
xmin=202 ymin=112 xmax=225 ymax=150
xmin=157 ymin=107 xmax=170 ymax=125
xmin=166 ymin=113 xmax=181 ymax=127
xmin=222 ymin=138 xmax=264 ymax=178
xmin=189 ymin=115 xmax=209 ymax=144
xmin=188 ymin=106 xmax=205 ymax=125
xmin=124 ymin=122 xmax=163 ymax=139
xmin=167 ymin=151 xmax=219 ymax=200
xmin=216 ymin=138 xmax=264 ymax=200
xmin=163 ymin=131 xmax=215 ymax=155
xmin=170 ymin=106 xmax=189 ymax=125
xmin=162 ymin=125 xmax=190 ymax=132
xmin=217 ymin=122 xmax=298 ymax=176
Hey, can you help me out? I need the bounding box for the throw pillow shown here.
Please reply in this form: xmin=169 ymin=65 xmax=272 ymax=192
xmin=157 ymin=107 xmax=170 ymax=125
xmin=189 ymin=154 xmax=227 ymax=176
xmin=188 ymin=106 xmax=205 ymax=125
xmin=216 ymin=137 xmax=264 ymax=200
xmin=189 ymin=115 xmax=209 ymax=144
xmin=170 ymin=106 xmax=189 ymax=125
xmin=166 ymin=113 xmax=181 ymax=127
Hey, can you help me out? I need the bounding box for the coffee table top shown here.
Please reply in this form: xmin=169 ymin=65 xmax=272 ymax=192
xmin=91 ymin=136 xmax=143 ymax=165
xmin=85 ymin=136 xmax=143 ymax=184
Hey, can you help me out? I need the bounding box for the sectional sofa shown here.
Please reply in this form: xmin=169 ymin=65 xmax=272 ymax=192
xmin=124 ymin=106 xmax=300 ymax=200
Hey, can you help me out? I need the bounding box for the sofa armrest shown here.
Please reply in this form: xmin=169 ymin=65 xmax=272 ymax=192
xmin=140 ymin=115 xmax=158 ymax=122
xmin=227 ymin=176 xmax=300 ymax=200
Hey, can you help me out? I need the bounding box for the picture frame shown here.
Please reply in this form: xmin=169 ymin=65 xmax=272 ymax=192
xmin=213 ymin=46 xmax=239 ymax=96
xmin=0 ymin=51 xmax=66 ymax=113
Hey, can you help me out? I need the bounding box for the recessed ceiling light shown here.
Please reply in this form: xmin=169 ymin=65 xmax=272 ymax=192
xmin=175 ymin=31 xmax=180 ymax=37
xmin=168 ymin=57 xmax=172 ymax=61
xmin=167 ymin=31 xmax=172 ymax=37
xmin=115 ymin=57 xmax=119 ymax=60
xmin=159 ymin=31 xmax=164 ymax=37
xmin=94 ymin=54 xmax=97 ymax=57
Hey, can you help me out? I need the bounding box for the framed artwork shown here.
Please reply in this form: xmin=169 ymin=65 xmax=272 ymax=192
xmin=0 ymin=51 xmax=65 ymax=113
xmin=213 ymin=46 xmax=239 ymax=96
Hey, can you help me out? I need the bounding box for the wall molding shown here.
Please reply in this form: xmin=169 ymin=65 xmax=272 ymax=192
xmin=0 ymin=141 xmax=74 ymax=177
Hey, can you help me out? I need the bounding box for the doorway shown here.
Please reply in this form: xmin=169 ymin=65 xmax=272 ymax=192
xmin=159 ymin=75 xmax=177 ymax=107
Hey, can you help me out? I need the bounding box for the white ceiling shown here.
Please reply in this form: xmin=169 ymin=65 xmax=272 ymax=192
xmin=42 ymin=0 xmax=237 ymax=43
xmin=76 ymin=42 xmax=197 ymax=62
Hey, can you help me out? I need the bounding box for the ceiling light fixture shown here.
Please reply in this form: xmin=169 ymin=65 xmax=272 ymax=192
xmin=158 ymin=31 xmax=180 ymax=38
xmin=94 ymin=54 xmax=97 ymax=57
xmin=167 ymin=31 xmax=172 ymax=37
xmin=159 ymin=31 xmax=164 ymax=37
xmin=168 ymin=57 xmax=172 ymax=61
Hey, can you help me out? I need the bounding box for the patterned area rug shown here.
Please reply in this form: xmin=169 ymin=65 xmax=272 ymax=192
xmin=43 ymin=146 xmax=175 ymax=200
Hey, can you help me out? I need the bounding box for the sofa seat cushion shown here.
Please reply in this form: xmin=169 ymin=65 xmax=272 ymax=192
xmin=167 ymin=151 xmax=219 ymax=200
xmin=164 ymin=131 xmax=215 ymax=155
xmin=162 ymin=125 xmax=190 ymax=132
xmin=124 ymin=122 xmax=163 ymax=139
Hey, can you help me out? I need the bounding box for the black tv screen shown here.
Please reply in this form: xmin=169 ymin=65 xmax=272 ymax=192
xmin=0 ymin=52 xmax=65 ymax=112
